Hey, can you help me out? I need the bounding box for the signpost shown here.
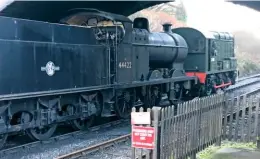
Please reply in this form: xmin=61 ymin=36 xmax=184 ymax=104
xmin=131 ymin=108 xmax=159 ymax=159
xmin=132 ymin=125 xmax=155 ymax=149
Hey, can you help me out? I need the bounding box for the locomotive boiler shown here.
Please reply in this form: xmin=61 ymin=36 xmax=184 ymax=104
xmin=142 ymin=22 xmax=189 ymax=70
xmin=0 ymin=8 xmax=237 ymax=148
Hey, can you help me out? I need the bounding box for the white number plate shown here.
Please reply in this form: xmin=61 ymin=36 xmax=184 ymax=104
xmin=119 ymin=62 xmax=132 ymax=68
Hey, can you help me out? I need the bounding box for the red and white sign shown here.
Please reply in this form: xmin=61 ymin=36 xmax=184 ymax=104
xmin=131 ymin=126 xmax=155 ymax=149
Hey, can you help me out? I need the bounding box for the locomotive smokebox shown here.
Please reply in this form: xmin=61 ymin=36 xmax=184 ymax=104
xmin=148 ymin=24 xmax=188 ymax=70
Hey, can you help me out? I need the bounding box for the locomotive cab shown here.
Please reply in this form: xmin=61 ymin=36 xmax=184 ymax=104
xmin=60 ymin=8 xmax=128 ymax=44
xmin=60 ymin=8 xmax=135 ymax=84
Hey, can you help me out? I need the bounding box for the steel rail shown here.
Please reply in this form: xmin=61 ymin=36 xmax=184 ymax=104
xmin=1 ymin=74 xmax=260 ymax=158
xmin=227 ymin=79 xmax=260 ymax=92
xmin=236 ymin=73 xmax=260 ymax=82
xmin=55 ymin=133 xmax=131 ymax=159
xmin=0 ymin=119 xmax=129 ymax=157
xmin=55 ymin=84 xmax=260 ymax=159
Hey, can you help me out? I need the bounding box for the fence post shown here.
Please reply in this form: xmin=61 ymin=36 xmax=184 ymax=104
xmin=190 ymin=152 xmax=196 ymax=159
xmin=131 ymin=107 xmax=136 ymax=159
xmin=216 ymin=94 xmax=224 ymax=146
xmin=256 ymin=99 xmax=260 ymax=149
xmin=152 ymin=107 xmax=161 ymax=159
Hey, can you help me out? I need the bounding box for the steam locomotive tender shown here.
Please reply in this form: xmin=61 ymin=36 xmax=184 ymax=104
xmin=0 ymin=8 xmax=237 ymax=148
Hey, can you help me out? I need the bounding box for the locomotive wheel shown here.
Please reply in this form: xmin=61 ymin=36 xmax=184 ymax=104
xmin=0 ymin=114 xmax=8 ymax=149
xmin=22 ymin=109 xmax=57 ymax=141
xmin=27 ymin=124 xmax=57 ymax=141
xmin=205 ymin=85 xmax=213 ymax=96
xmin=71 ymin=116 xmax=95 ymax=130
xmin=150 ymin=87 xmax=161 ymax=107
xmin=114 ymin=90 xmax=134 ymax=119
xmin=71 ymin=93 xmax=101 ymax=130
xmin=216 ymin=88 xmax=224 ymax=94
xmin=0 ymin=133 xmax=7 ymax=149
xmin=168 ymin=84 xmax=182 ymax=105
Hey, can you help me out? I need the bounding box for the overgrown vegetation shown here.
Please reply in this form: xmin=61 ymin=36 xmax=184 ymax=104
xmin=233 ymin=30 xmax=260 ymax=77
xmin=197 ymin=141 xmax=257 ymax=159
xmin=128 ymin=2 xmax=187 ymax=32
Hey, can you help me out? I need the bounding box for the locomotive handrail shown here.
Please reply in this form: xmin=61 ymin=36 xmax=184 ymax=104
xmin=132 ymin=43 xmax=187 ymax=48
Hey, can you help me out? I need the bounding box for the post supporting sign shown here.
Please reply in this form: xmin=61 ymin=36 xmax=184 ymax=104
xmin=132 ymin=125 xmax=155 ymax=149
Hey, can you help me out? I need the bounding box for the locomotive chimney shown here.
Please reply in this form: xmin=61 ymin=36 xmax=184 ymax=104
xmin=162 ymin=23 xmax=172 ymax=33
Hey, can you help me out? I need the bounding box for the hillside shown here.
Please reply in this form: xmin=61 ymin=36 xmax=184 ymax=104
xmin=128 ymin=2 xmax=187 ymax=31
xmin=232 ymin=30 xmax=260 ymax=76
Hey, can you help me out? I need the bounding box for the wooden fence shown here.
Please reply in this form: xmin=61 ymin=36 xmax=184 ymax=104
xmin=131 ymin=94 xmax=224 ymax=159
xmin=131 ymin=93 xmax=260 ymax=159
xmin=223 ymin=93 xmax=260 ymax=143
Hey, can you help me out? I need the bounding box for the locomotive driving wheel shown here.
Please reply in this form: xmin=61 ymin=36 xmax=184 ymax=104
xmin=71 ymin=94 xmax=101 ymax=130
xmin=27 ymin=124 xmax=57 ymax=141
xmin=72 ymin=117 xmax=95 ymax=130
xmin=150 ymin=87 xmax=161 ymax=106
xmin=205 ymin=80 xmax=213 ymax=96
xmin=0 ymin=115 xmax=8 ymax=149
xmin=62 ymin=104 xmax=94 ymax=130
xmin=114 ymin=90 xmax=134 ymax=119
xmin=216 ymin=88 xmax=224 ymax=94
xmin=168 ymin=84 xmax=183 ymax=105
xmin=0 ymin=133 xmax=7 ymax=149
xmin=24 ymin=111 xmax=57 ymax=141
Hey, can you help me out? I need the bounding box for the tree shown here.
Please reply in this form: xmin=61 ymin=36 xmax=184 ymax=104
xmin=129 ymin=10 xmax=186 ymax=32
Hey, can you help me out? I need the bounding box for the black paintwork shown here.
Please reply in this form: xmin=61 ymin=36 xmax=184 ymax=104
xmin=0 ymin=16 xmax=109 ymax=96
xmin=0 ymin=9 xmax=238 ymax=142
xmin=0 ymin=12 xmax=192 ymax=99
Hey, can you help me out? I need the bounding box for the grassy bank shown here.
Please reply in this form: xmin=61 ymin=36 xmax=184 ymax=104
xmin=197 ymin=141 xmax=257 ymax=159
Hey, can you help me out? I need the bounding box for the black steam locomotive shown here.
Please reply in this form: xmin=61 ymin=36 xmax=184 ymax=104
xmin=0 ymin=8 xmax=237 ymax=147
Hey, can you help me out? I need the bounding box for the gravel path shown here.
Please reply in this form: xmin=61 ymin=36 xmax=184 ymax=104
xmin=1 ymin=124 xmax=131 ymax=159
xmin=81 ymin=140 xmax=132 ymax=159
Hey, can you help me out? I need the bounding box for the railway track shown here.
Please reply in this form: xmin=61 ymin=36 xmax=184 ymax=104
xmin=0 ymin=74 xmax=259 ymax=159
xmin=226 ymin=86 xmax=260 ymax=111
xmin=236 ymin=73 xmax=260 ymax=83
xmin=55 ymin=134 xmax=131 ymax=159
xmin=0 ymin=119 xmax=130 ymax=158
xmin=227 ymin=74 xmax=260 ymax=93
xmin=56 ymin=86 xmax=260 ymax=159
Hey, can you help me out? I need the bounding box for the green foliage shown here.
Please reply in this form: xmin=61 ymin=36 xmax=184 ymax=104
xmin=175 ymin=2 xmax=187 ymax=22
xmin=237 ymin=56 xmax=260 ymax=77
xmin=233 ymin=30 xmax=260 ymax=77
xmin=197 ymin=141 xmax=257 ymax=159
